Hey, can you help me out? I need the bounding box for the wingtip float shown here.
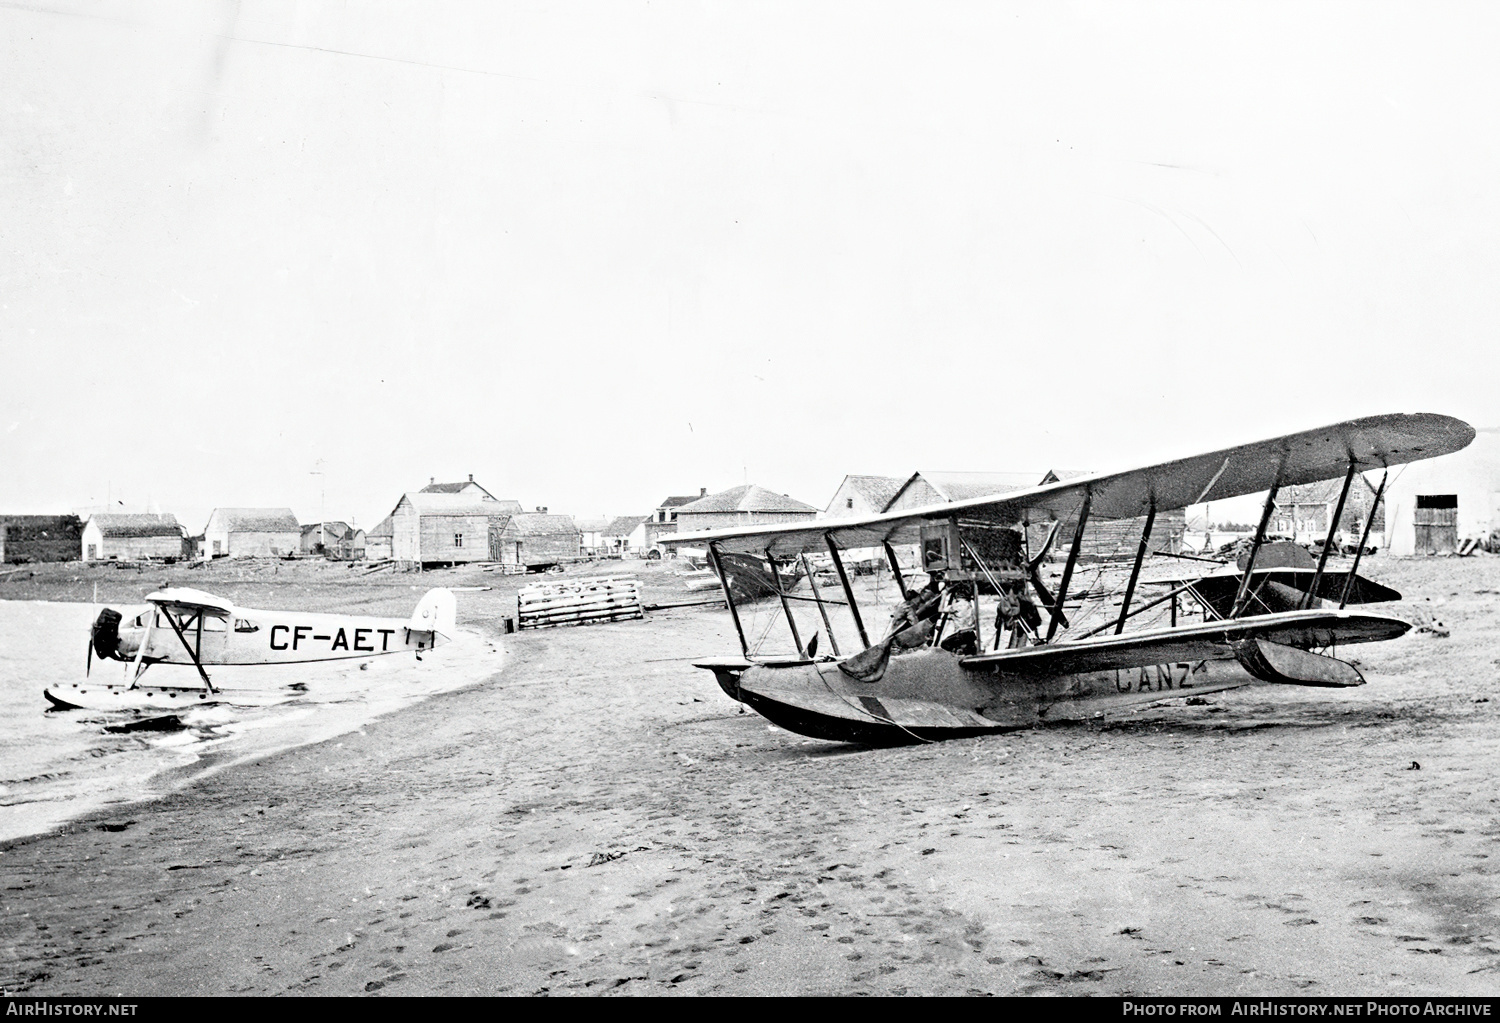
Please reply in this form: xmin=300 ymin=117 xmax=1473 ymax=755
xmin=46 ymin=587 xmax=458 ymax=713
xmin=662 ymin=413 xmax=1473 ymax=745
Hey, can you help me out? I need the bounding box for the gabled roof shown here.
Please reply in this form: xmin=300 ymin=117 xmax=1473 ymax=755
xmin=827 ymin=475 xmax=904 ymax=513
xmin=209 ymin=508 xmax=300 ymax=533
xmin=88 ymin=513 xmax=183 ymax=538
xmin=906 ymin=471 xmax=1053 ymax=504
xmin=657 ymin=494 xmax=701 ymax=509
xmin=605 ymin=515 xmax=648 ymax=536
xmin=502 ymin=513 xmax=580 ymax=536
xmin=677 ymin=485 xmax=818 ymax=515
xmin=420 ymin=479 xmax=498 ymax=500
xmin=574 ymin=518 xmax=613 ymax=534
xmin=1281 ymin=476 xmax=1383 ymax=505
xmin=367 ymin=515 xmax=394 ymax=538
xmin=397 ymin=493 xmax=513 ymax=517
xmin=301 ymin=521 xmax=352 ymax=541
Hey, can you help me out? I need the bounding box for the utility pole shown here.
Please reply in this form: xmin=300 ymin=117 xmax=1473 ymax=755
xmin=310 ymin=460 xmax=326 ymax=554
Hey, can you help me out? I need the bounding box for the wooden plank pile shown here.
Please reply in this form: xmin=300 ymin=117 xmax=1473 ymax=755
xmin=516 ymin=576 xmax=644 ymax=630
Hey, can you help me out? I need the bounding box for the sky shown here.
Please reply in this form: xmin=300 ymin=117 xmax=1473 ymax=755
xmin=2 ymin=0 xmax=1496 ymax=530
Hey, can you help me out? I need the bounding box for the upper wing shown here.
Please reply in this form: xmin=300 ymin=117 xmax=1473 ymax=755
xmin=144 ymin=587 xmax=237 ymax=616
xmin=658 ymin=412 xmax=1473 ymax=557
xmin=957 ymin=609 xmax=1409 ymax=677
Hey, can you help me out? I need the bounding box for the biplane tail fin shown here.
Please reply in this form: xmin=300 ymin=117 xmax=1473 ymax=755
xmin=1231 ymin=638 xmax=1365 ymax=688
xmin=409 ymin=588 xmax=457 ymax=645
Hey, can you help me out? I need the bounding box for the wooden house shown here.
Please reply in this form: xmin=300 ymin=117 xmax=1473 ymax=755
xmin=823 ymin=475 xmax=903 ymax=519
xmin=644 ymin=490 xmax=705 ymax=548
xmin=81 ymin=513 xmax=185 ymax=561
xmin=675 ymin=485 xmax=819 ymax=533
xmin=575 ymin=518 xmax=612 ymax=555
xmin=299 ymin=521 xmax=352 ymax=555
xmin=1272 ymin=479 xmax=1384 ymax=545
xmin=1 ymin=515 xmax=83 ymax=563
xmin=202 ymin=508 xmax=301 ymax=558
xmin=495 ymin=513 xmax=582 ymax=570
xmin=419 ymin=475 xmax=522 ymax=515
xmin=603 ymin=515 xmax=650 ymax=556
xmin=391 ymin=493 xmax=510 ymax=568
xmin=365 ymin=516 xmax=394 ymax=561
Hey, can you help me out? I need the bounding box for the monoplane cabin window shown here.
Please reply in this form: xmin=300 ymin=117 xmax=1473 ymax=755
xmin=234 ymin=618 xmax=259 ymax=633
xmin=202 ymin=614 xmax=227 ymax=632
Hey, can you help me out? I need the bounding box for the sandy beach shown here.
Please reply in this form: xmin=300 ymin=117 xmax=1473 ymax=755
xmin=2 ymin=556 xmax=1499 ymax=996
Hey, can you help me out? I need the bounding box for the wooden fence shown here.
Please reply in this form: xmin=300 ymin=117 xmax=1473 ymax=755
xmin=516 ymin=576 xmax=644 ymax=630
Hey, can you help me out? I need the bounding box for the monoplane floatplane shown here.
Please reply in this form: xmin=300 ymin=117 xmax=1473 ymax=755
xmin=657 ymin=413 xmax=1474 ymax=744
xmin=45 ymin=588 xmax=456 ymax=712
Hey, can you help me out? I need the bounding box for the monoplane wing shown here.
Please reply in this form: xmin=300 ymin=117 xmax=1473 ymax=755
xmin=958 ymin=608 xmax=1408 ymax=678
xmin=657 ymin=413 xmax=1473 ymax=558
xmin=144 ymin=588 xmax=237 ymax=616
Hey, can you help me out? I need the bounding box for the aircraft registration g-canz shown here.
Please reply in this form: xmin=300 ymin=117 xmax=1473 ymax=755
xmin=43 ymin=587 xmax=456 ymax=712
xmin=657 ymin=413 xmax=1475 ymax=745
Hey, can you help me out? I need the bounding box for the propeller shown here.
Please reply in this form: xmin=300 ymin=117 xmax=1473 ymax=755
xmin=1027 ymin=522 xmax=1066 ymax=629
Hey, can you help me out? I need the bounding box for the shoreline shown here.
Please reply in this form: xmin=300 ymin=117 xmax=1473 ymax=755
xmin=3 ymin=559 xmax=1499 ymax=995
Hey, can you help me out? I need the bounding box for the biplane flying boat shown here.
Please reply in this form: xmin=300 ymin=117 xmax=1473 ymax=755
xmin=656 ymin=413 xmax=1474 ymax=744
xmin=44 ymin=587 xmax=456 ymax=712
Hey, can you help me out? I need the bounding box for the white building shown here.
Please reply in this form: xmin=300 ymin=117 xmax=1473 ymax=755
xmin=203 ymin=508 xmax=301 ymax=558
xmin=1384 ymin=426 xmax=1500 ymax=556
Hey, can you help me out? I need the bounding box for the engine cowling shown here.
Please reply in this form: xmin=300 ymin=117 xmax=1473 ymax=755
xmin=90 ymin=607 xmax=124 ymax=662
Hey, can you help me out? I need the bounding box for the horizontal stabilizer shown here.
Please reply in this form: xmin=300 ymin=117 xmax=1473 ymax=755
xmin=1232 ymin=638 xmax=1364 ymax=687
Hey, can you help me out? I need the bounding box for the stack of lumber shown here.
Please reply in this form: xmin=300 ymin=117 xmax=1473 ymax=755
xmin=517 ymin=576 xmax=644 ymax=630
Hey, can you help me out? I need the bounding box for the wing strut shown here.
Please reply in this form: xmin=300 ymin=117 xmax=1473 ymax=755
xmin=882 ymin=541 xmax=907 ymax=595
xmin=766 ymin=546 xmax=806 ymax=658
xmin=708 ymin=542 xmax=751 ymax=659
xmin=1115 ymin=498 xmax=1156 ymax=634
xmin=1302 ymin=459 xmax=1358 ymax=609
xmin=1340 ymin=470 xmax=1388 ymax=609
xmin=153 ymin=607 xmax=218 ymax=692
xmin=1231 ymin=452 xmax=1288 ymax=618
xmin=801 ymin=553 xmax=841 ymax=657
xmin=826 ymin=535 xmax=870 ymax=650
xmin=1045 ymin=488 xmax=1092 ymax=643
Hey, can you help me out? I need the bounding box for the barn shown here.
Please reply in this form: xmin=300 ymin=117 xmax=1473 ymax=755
xmin=202 ymin=508 xmax=301 ymax=558
xmin=391 ymin=493 xmax=510 ymax=568
xmin=675 ymin=485 xmax=818 ymax=533
xmin=1383 ymin=426 xmax=1500 ymax=556
xmin=81 ymin=514 xmax=185 ymax=562
xmin=1 ymin=515 xmax=83 ymax=563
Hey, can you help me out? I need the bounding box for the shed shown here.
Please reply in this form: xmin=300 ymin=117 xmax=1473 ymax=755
xmin=1383 ymin=426 xmax=1500 ymax=556
xmin=203 ymin=508 xmax=301 ymax=558
xmin=675 ymin=485 xmax=818 ymax=533
xmin=495 ymin=513 xmax=582 ymax=570
xmin=1 ymin=515 xmax=83 ymax=563
xmin=81 ymin=514 xmax=185 ymax=562
xmin=391 ymin=493 xmax=511 ymax=567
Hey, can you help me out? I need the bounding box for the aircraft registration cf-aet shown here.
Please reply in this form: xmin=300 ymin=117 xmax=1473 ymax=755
xmin=657 ymin=413 xmax=1474 ymax=745
xmin=44 ymin=588 xmax=456 ymax=712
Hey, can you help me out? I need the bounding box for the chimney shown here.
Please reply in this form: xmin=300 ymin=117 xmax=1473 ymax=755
xmin=468 ymin=473 xmax=474 ymax=482
xmin=536 ymin=506 xmax=547 ymax=514
xmin=429 ymin=477 xmax=435 ymax=485
xmin=700 ymin=487 xmax=707 ymax=497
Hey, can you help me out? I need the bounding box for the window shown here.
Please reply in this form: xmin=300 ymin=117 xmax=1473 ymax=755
xmin=86 ymin=544 xmax=96 ymax=559
xmin=847 ymin=498 xmax=854 ymax=509
xmin=202 ymin=614 xmax=227 ymax=632
xmin=454 ymin=533 xmax=464 ymax=548
xmin=234 ymin=619 xmax=259 ymax=633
